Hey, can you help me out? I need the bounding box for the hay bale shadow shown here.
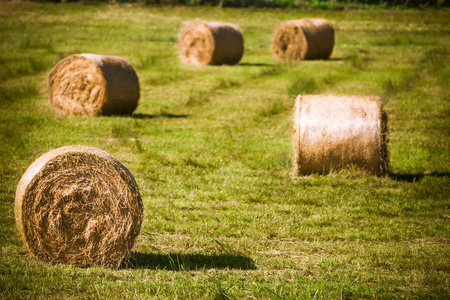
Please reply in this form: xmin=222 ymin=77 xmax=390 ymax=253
xmin=388 ymin=171 xmax=450 ymax=182
xmin=239 ymin=62 xmax=274 ymax=67
xmin=124 ymin=252 xmax=256 ymax=271
xmin=131 ymin=113 xmax=189 ymax=119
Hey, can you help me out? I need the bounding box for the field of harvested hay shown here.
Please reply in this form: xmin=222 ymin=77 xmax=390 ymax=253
xmin=0 ymin=2 xmax=449 ymax=298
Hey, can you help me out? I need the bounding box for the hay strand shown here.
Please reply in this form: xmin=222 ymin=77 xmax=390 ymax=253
xmin=272 ymin=18 xmax=334 ymax=60
xmin=48 ymin=54 xmax=140 ymax=116
xmin=178 ymin=21 xmax=244 ymax=65
xmin=15 ymin=145 xmax=143 ymax=268
xmin=293 ymin=95 xmax=388 ymax=175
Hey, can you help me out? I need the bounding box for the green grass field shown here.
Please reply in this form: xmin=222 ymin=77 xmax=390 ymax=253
xmin=0 ymin=2 xmax=449 ymax=298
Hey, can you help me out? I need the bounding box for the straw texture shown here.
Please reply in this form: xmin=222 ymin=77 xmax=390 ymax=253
xmin=293 ymin=95 xmax=388 ymax=175
xmin=272 ymin=18 xmax=334 ymax=60
xmin=179 ymin=21 xmax=244 ymax=65
xmin=48 ymin=54 xmax=140 ymax=116
xmin=15 ymin=145 xmax=143 ymax=268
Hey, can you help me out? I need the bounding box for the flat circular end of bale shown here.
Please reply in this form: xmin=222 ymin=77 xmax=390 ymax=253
xmin=272 ymin=18 xmax=334 ymax=61
xmin=15 ymin=145 xmax=143 ymax=268
xmin=48 ymin=54 xmax=140 ymax=116
xmin=179 ymin=21 xmax=244 ymax=65
xmin=272 ymin=21 xmax=307 ymax=61
xmin=179 ymin=21 xmax=215 ymax=65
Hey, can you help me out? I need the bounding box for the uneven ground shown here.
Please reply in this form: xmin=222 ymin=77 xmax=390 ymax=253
xmin=0 ymin=2 xmax=449 ymax=299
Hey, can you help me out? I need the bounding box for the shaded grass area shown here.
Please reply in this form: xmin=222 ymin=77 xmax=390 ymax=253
xmin=0 ymin=2 xmax=449 ymax=299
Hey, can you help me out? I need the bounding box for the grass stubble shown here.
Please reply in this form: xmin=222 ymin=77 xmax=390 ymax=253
xmin=0 ymin=2 xmax=449 ymax=299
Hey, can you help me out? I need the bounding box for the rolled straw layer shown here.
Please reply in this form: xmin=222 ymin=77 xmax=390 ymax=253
xmin=15 ymin=145 xmax=143 ymax=268
xmin=48 ymin=54 xmax=140 ymax=116
xmin=272 ymin=18 xmax=334 ymax=60
xmin=179 ymin=21 xmax=244 ymax=65
xmin=293 ymin=95 xmax=388 ymax=175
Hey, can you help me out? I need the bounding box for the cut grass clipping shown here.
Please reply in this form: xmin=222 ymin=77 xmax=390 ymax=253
xmin=178 ymin=21 xmax=244 ymax=65
xmin=48 ymin=54 xmax=140 ymax=116
xmin=272 ymin=18 xmax=334 ymax=60
xmin=293 ymin=95 xmax=388 ymax=175
xmin=15 ymin=145 xmax=143 ymax=268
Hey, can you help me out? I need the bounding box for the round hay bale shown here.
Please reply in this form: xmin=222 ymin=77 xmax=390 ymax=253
xmin=48 ymin=54 xmax=140 ymax=116
xmin=272 ymin=18 xmax=334 ymax=60
xmin=15 ymin=145 xmax=143 ymax=268
xmin=178 ymin=21 xmax=244 ymax=65
xmin=293 ymin=95 xmax=388 ymax=175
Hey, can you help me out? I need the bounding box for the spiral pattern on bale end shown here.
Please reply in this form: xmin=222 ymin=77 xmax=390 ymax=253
xmin=178 ymin=21 xmax=244 ymax=65
xmin=293 ymin=95 xmax=389 ymax=175
xmin=15 ymin=145 xmax=143 ymax=268
xmin=272 ymin=18 xmax=334 ymax=60
xmin=48 ymin=54 xmax=140 ymax=116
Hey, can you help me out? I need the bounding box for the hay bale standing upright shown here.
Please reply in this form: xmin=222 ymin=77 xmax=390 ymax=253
xmin=15 ymin=145 xmax=143 ymax=268
xmin=179 ymin=21 xmax=244 ymax=65
xmin=48 ymin=54 xmax=140 ymax=116
xmin=272 ymin=18 xmax=334 ymax=60
xmin=293 ymin=95 xmax=388 ymax=175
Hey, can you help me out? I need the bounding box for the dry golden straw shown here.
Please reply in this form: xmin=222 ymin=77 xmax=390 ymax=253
xmin=48 ymin=54 xmax=140 ymax=116
xmin=293 ymin=95 xmax=388 ymax=175
xmin=15 ymin=145 xmax=143 ymax=268
xmin=178 ymin=21 xmax=244 ymax=65
xmin=272 ymin=18 xmax=334 ymax=60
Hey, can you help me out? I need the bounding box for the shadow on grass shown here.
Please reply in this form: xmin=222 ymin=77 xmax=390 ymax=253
xmin=123 ymin=252 xmax=256 ymax=271
xmin=239 ymin=62 xmax=274 ymax=67
xmin=131 ymin=112 xmax=189 ymax=119
xmin=328 ymin=57 xmax=345 ymax=61
xmin=388 ymin=171 xmax=450 ymax=182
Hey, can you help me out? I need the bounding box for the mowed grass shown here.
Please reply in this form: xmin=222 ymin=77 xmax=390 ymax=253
xmin=0 ymin=2 xmax=449 ymax=299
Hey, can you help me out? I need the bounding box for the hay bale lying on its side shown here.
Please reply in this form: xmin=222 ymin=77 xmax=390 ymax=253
xmin=293 ymin=95 xmax=388 ymax=175
xmin=178 ymin=21 xmax=244 ymax=65
xmin=48 ymin=54 xmax=140 ymax=116
xmin=272 ymin=18 xmax=334 ymax=60
xmin=15 ymin=145 xmax=143 ymax=268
